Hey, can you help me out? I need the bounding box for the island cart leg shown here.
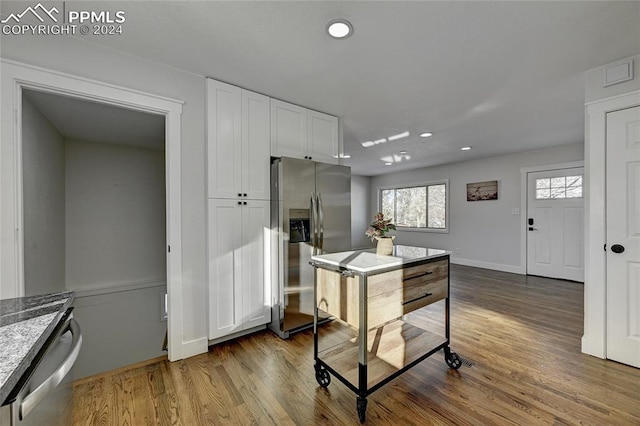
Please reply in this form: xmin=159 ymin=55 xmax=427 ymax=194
xmin=356 ymin=269 xmax=368 ymax=423
xmin=443 ymin=262 xmax=462 ymax=369
xmin=312 ymin=263 xmax=331 ymax=387
xmin=357 ymin=363 xmax=368 ymax=422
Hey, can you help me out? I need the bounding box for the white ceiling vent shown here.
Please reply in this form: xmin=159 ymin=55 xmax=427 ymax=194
xmin=603 ymin=59 xmax=634 ymax=87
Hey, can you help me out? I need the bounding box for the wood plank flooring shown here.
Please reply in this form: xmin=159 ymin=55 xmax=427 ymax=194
xmin=71 ymin=265 xmax=640 ymax=425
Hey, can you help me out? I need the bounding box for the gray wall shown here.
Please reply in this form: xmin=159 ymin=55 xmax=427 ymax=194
xmin=22 ymin=95 xmax=66 ymax=296
xmin=369 ymin=143 xmax=584 ymax=271
xmin=65 ymin=140 xmax=166 ymax=289
xmin=71 ymin=284 xmax=166 ymax=379
xmin=350 ymin=175 xmax=372 ymax=250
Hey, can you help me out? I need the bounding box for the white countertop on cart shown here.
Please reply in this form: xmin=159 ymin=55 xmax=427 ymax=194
xmin=311 ymin=245 xmax=450 ymax=274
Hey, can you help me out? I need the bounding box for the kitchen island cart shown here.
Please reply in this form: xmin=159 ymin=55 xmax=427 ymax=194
xmin=310 ymin=245 xmax=461 ymax=422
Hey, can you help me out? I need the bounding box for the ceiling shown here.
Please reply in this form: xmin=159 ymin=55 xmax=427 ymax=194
xmin=8 ymin=1 xmax=640 ymax=175
xmin=23 ymin=89 xmax=165 ymax=150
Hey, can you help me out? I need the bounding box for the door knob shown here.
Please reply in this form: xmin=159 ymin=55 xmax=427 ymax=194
xmin=611 ymin=244 xmax=625 ymax=254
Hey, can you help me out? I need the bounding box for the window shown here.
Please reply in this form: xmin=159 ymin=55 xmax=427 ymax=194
xmin=380 ymin=181 xmax=448 ymax=232
xmin=535 ymin=175 xmax=583 ymax=199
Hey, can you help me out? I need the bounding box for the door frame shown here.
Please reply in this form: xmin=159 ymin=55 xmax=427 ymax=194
xmin=0 ymin=59 xmax=186 ymax=361
xmin=519 ymin=160 xmax=585 ymax=277
xmin=584 ymin=90 xmax=640 ymax=359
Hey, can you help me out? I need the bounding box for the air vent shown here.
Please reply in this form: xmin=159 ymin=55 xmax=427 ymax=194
xmin=604 ymin=60 xmax=634 ymax=87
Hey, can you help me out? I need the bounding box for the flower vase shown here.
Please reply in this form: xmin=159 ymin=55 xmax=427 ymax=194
xmin=375 ymin=236 xmax=395 ymax=255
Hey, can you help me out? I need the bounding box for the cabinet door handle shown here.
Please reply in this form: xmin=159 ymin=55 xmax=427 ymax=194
xmin=402 ymin=293 xmax=433 ymax=305
xmin=238 ymin=201 xmax=242 ymax=205
xmin=403 ymin=271 xmax=433 ymax=282
xmin=238 ymin=193 xmax=242 ymax=197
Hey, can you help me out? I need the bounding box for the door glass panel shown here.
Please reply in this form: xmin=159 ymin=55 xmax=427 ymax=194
xmin=535 ymin=175 xmax=583 ymax=200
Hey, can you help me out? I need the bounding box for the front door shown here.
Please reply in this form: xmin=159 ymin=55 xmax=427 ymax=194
xmin=606 ymin=105 xmax=640 ymax=368
xmin=526 ymin=167 xmax=584 ymax=281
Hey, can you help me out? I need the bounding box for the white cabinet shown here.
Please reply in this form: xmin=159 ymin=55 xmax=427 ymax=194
xmin=208 ymin=198 xmax=270 ymax=340
xmin=207 ymin=79 xmax=270 ymax=200
xmin=308 ymin=109 xmax=339 ymax=163
xmin=271 ymin=99 xmax=339 ymax=164
xmin=270 ymin=99 xmax=307 ymax=159
xmin=207 ymin=77 xmax=271 ymax=341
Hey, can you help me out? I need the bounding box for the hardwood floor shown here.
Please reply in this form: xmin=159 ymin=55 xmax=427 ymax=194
xmin=71 ymin=265 xmax=640 ymax=425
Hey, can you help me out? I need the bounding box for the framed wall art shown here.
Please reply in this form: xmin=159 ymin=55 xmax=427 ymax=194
xmin=467 ymin=180 xmax=498 ymax=201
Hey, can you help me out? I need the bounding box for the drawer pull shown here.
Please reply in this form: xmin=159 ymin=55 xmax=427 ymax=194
xmin=403 ymin=271 xmax=433 ymax=281
xmin=402 ymin=293 xmax=433 ymax=305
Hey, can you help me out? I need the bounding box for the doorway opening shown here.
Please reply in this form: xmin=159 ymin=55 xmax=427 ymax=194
xmin=21 ymin=88 xmax=168 ymax=378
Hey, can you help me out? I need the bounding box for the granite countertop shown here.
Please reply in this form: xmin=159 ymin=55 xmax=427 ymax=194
xmin=0 ymin=291 xmax=74 ymax=404
xmin=311 ymin=244 xmax=451 ymax=273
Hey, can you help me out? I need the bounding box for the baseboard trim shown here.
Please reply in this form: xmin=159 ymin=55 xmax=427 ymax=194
xmin=450 ymin=257 xmax=525 ymax=275
xmin=180 ymin=337 xmax=208 ymax=360
xmin=208 ymin=324 xmax=268 ymax=347
xmin=581 ymin=334 xmax=606 ymax=359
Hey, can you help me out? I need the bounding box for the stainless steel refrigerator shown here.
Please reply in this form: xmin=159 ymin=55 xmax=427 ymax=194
xmin=269 ymin=157 xmax=351 ymax=338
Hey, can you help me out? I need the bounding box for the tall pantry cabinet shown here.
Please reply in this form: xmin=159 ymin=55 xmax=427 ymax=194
xmin=206 ymin=79 xmax=270 ymax=340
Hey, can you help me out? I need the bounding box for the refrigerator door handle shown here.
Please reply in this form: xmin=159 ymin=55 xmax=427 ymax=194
xmin=317 ymin=193 xmax=324 ymax=254
xmin=18 ymin=318 xmax=82 ymax=420
xmin=310 ymin=193 xmax=318 ymax=255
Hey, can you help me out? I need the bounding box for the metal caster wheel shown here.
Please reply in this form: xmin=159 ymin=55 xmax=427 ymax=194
xmin=445 ymin=351 xmax=462 ymax=370
xmin=315 ymin=365 xmax=331 ymax=388
xmin=356 ymin=396 xmax=367 ymax=423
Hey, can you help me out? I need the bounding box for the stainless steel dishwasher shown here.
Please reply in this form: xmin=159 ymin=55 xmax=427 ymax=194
xmin=1 ymin=310 xmax=82 ymax=426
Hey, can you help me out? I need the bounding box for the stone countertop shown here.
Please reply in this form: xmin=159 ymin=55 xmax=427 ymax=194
xmin=311 ymin=245 xmax=450 ymax=274
xmin=0 ymin=291 xmax=74 ymax=404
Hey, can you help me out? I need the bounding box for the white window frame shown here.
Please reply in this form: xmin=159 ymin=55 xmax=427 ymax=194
xmin=377 ymin=179 xmax=449 ymax=234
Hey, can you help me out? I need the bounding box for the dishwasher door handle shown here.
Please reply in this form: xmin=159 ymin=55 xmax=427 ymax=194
xmin=19 ymin=318 xmax=82 ymax=420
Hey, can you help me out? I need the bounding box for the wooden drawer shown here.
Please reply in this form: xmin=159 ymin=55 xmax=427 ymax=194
xmin=367 ymin=259 xmax=448 ymax=297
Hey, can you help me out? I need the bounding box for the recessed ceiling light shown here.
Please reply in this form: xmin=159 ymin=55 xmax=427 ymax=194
xmin=399 ymin=150 xmax=407 ymax=155
xmin=361 ymin=141 xmax=374 ymax=148
xmin=326 ymin=19 xmax=353 ymax=39
xmin=461 ymin=146 xmax=472 ymax=151
xmin=385 ymin=162 xmax=392 ymax=166
xmin=388 ymin=131 xmax=410 ymax=141
xmin=420 ymin=132 xmax=433 ymax=138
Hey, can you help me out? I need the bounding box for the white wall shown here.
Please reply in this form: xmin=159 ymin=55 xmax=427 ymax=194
xmin=350 ymin=175 xmax=372 ymax=249
xmin=369 ymin=143 xmax=584 ymax=272
xmin=1 ymin=35 xmax=207 ymax=349
xmin=22 ymin=95 xmax=66 ymax=296
xmin=65 ymin=140 xmax=166 ymax=289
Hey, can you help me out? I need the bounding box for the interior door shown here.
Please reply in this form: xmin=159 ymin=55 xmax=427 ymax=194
xmin=526 ymin=167 xmax=584 ymax=281
xmin=606 ymin=105 xmax=640 ymax=368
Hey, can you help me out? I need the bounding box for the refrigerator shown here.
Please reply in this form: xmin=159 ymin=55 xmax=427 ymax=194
xmin=269 ymin=157 xmax=351 ymax=338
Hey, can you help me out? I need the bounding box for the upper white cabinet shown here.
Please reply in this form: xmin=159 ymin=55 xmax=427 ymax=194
xmin=207 ymin=79 xmax=270 ymax=200
xmin=270 ymin=99 xmax=307 ymax=159
xmin=271 ymin=99 xmax=339 ymax=164
xmin=308 ymin=109 xmax=339 ymax=164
